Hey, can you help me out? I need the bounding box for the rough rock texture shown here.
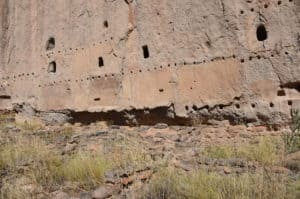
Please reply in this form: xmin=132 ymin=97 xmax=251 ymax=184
xmin=0 ymin=0 xmax=299 ymax=125
xmin=0 ymin=115 xmax=297 ymax=198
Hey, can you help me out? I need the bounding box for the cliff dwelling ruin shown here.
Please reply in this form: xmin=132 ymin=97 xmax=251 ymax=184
xmin=0 ymin=0 xmax=299 ymax=125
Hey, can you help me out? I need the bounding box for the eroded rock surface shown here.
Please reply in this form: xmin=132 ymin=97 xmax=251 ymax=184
xmin=0 ymin=0 xmax=299 ymax=125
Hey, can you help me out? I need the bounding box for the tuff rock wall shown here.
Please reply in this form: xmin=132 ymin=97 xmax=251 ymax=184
xmin=0 ymin=0 xmax=299 ymax=125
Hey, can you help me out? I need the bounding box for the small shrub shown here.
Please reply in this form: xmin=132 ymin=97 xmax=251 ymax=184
xmin=283 ymin=109 xmax=300 ymax=153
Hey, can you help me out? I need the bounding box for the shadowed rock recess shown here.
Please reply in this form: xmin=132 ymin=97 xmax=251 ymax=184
xmin=0 ymin=0 xmax=299 ymax=125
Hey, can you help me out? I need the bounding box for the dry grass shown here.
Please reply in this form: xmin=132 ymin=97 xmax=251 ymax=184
xmin=0 ymin=135 xmax=110 ymax=193
xmin=0 ymin=112 xmax=299 ymax=198
xmin=0 ymin=136 xmax=61 ymax=186
xmin=0 ymin=176 xmax=43 ymax=199
xmin=0 ymin=113 xmax=15 ymax=130
xmin=15 ymin=120 xmax=44 ymax=132
xmin=34 ymin=125 xmax=74 ymax=145
xmin=105 ymin=136 xmax=153 ymax=170
xmin=0 ymin=112 xmax=14 ymax=122
xmin=203 ymin=136 xmax=283 ymax=165
xmin=59 ymin=126 xmax=74 ymax=137
xmin=59 ymin=152 xmax=109 ymax=189
xmin=0 ymin=136 xmax=61 ymax=199
xmin=141 ymin=168 xmax=299 ymax=199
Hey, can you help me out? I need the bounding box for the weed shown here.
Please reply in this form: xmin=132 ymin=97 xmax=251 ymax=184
xmin=283 ymin=109 xmax=300 ymax=153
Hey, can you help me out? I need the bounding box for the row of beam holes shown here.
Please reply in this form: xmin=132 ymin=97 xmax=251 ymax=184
xmin=48 ymin=35 xmax=292 ymax=74
xmin=184 ymin=100 xmax=293 ymax=112
xmin=123 ymin=54 xmax=235 ymax=75
xmin=38 ymin=73 xmax=118 ymax=88
xmin=45 ymin=10 xmax=293 ymax=74
xmin=44 ymin=28 xmax=285 ymax=74
xmin=47 ymin=41 xmax=229 ymax=75
xmin=45 ymin=38 xmax=113 ymax=58
xmin=239 ymin=49 xmax=290 ymax=64
xmin=44 ymin=37 xmax=288 ymax=76
xmin=240 ymin=0 xmax=294 ymax=15
xmin=4 ymin=45 xmax=290 ymax=84
xmin=47 ymin=47 xmax=284 ymax=76
xmin=234 ymin=101 xmax=292 ymax=110
xmin=45 ymin=37 xmax=113 ymax=58
xmin=101 ymin=48 xmax=280 ymax=75
xmin=1 ymin=73 xmax=35 ymax=80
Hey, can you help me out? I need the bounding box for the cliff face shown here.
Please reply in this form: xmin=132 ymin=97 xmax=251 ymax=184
xmin=0 ymin=0 xmax=299 ymax=124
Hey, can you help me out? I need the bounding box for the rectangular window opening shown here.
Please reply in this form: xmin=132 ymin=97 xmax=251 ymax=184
xmin=48 ymin=61 xmax=56 ymax=73
xmin=98 ymin=57 xmax=104 ymax=67
xmin=142 ymin=45 xmax=150 ymax=59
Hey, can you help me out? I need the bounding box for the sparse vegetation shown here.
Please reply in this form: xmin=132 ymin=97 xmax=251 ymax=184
xmin=106 ymin=136 xmax=153 ymax=169
xmin=15 ymin=120 xmax=44 ymax=132
xmin=203 ymin=144 xmax=235 ymax=159
xmin=283 ymin=109 xmax=300 ymax=153
xmin=203 ymin=136 xmax=282 ymax=165
xmin=0 ymin=136 xmax=62 ymax=186
xmin=0 ymin=112 xmax=299 ymax=199
xmin=0 ymin=176 xmax=39 ymax=199
xmin=142 ymin=168 xmax=299 ymax=199
xmin=0 ymin=112 xmax=15 ymax=130
xmin=59 ymin=152 xmax=109 ymax=189
xmin=0 ymin=135 xmax=110 ymax=195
